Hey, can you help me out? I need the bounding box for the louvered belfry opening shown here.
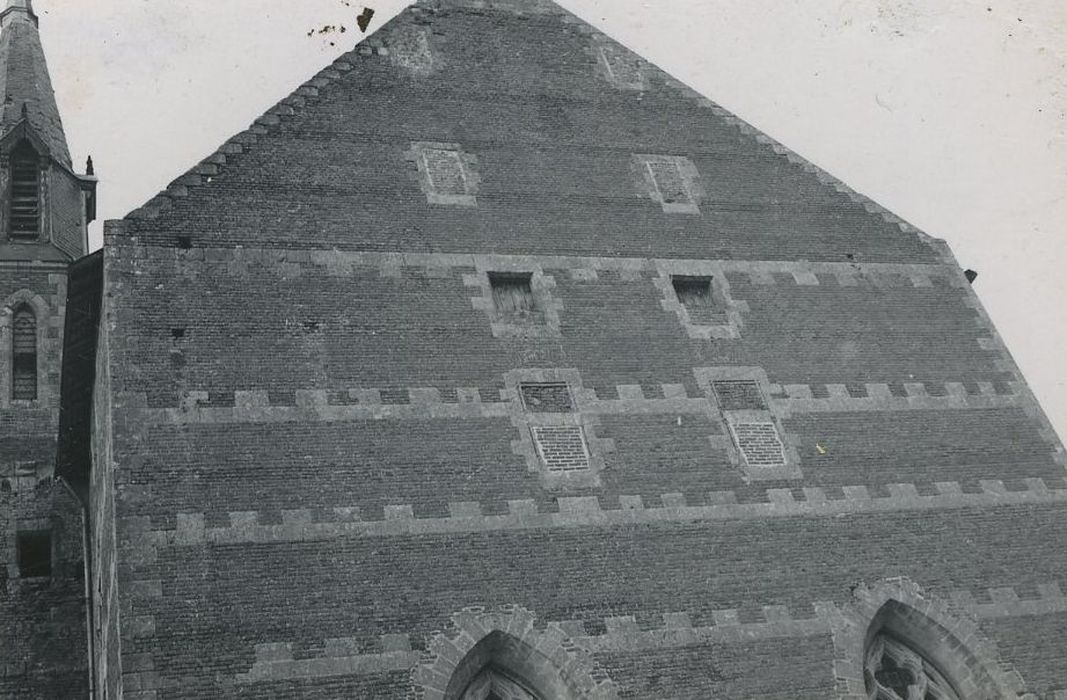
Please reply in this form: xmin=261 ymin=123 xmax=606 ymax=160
xmin=9 ymin=141 xmax=41 ymax=239
xmin=12 ymin=305 xmax=37 ymax=400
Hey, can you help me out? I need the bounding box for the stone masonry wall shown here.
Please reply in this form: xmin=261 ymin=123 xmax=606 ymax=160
xmin=95 ymin=1 xmax=1067 ymax=697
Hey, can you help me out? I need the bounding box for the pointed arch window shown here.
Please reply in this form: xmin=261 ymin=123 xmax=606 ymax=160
xmin=12 ymin=305 xmax=37 ymax=400
xmin=9 ymin=141 xmax=41 ymax=239
xmin=865 ymin=632 xmax=961 ymax=700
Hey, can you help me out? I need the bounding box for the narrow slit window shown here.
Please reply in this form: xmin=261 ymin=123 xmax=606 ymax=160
xmin=489 ymin=273 xmax=535 ymax=314
xmin=16 ymin=530 xmax=52 ymax=578
xmin=9 ymin=142 xmax=40 ymax=239
xmin=12 ymin=305 xmax=37 ymax=400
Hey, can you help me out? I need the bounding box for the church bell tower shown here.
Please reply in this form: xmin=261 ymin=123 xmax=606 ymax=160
xmin=0 ymin=0 xmax=96 ymax=696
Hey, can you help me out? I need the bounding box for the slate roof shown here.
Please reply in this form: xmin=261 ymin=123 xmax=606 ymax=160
xmin=0 ymin=0 xmax=71 ymax=165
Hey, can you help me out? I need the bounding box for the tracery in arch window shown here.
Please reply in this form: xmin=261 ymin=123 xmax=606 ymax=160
xmin=865 ymin=633 xmax=961 ymax=700
xmin=12 ymin=305 xmax=37 ymax=400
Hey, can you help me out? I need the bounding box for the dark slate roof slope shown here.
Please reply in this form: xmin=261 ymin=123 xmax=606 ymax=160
xmin=119 ymin=0 xmax=939 ymax=264
xmin=0 ymin=0 xmax=71 ymax=164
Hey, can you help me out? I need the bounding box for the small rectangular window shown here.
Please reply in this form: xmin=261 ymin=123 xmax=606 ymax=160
xmin=520 ymin=382 xmax=573 ymax=413
xmin=489 ymin=272 xmax=535 ymax=314
xmin=530 ymin=426 xmax=590 ymax=472
xmin=672 ymin=276 xmax=722 ymax=324
xmin=16 ymin=530 xmax=52 ymax=578
xmin=712 ymin=379 xmax=767 ymax=411
xmin=729 ymin=422 xmax=787 ymax=468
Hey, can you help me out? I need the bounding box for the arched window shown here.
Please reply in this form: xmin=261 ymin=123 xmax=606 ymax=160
xmin=865 ymin=632 xmax=960 ymax=700
xmin=444 ymin=631 xmax=570 ymax=700
xmin=12 ymin=305 xmax=37 ymax=400
xmin=9 ymin=140 xmax=40 ymax=239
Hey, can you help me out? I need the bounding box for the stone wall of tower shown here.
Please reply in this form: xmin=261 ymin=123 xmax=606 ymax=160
xmin=0 ymin=263 xmax=88 ymax=697
xmin=0 ymin=1 xmax=92 ymax=695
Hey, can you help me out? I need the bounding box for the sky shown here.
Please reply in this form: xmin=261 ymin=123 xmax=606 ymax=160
xmin=30 ymin=0 xmax=1067 ymax=440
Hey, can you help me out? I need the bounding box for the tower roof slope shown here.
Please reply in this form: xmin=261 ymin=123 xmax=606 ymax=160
xmin=119 ymin=0 xmax=938 ymax=264
xmin=0 ymin=0 xmax=71 ymax=164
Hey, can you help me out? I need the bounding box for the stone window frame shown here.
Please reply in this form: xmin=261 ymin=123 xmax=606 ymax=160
xmin=591 ymin=40 xmax=646 ymax=91
xmin=694 ymin=366 xmax=802 ymax=481
xmin=632 ymin=154 xmax=704 ymax=214
xmin=0 ymin=289 xmax=51 ymax=409
xmin=465 ymin=265 xmax=563 ymax=339
xmin=831 ymin=578 xmax=1029 ymax=700
xmin=406 ymin=141 xmax=480 ymax=207
xmin=415 ymin=606 xmax=616 ymax=700
xmin=504 ymin=368 xmax=613 ymax=491
xmin=653 ymin=263 xmax=747 ymax=340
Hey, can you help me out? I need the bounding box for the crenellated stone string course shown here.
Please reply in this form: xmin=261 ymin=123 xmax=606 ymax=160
xmin=227 ymin=584 xmax=1067 ymax=686
xmin=116 ymin=380 xmax=1025 ymax=419
xmin=106 ymin=244 xmax=968 ymax=288
xmin=131 ymin=477 xmax=1067 ymax=547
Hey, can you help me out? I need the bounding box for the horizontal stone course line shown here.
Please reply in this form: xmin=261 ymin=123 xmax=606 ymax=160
xmin=147 ymin=479 xmax=1067 ymax=546
xmin=229 ymin=581 xmax=1067 ymax=684
xmin=111 ymin=243 xmax=963 ymax=286
xmin=117 ymin=383 xmax=1023 ymax=421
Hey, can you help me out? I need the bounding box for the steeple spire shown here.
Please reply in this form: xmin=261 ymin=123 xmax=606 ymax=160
xmin=0 ymin=0 xmax=37 ymax=28
xmin=0 ymin=0 xmax=71 ymax=165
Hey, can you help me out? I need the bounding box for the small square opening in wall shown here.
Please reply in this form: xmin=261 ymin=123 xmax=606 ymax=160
xmin=712 ymin=379 xmax=767 ymax=411
xmin=520 ymin=382 xmax=573 ymax=412
xmin=672 ymin=276 xmax=723 ymax=325
xmin=489 ymin=273 xmax=535 ymax=315
xmin=646 ymin=160 xmax=692 ymax=206
xmin=16 ymin=530 xmax=52 ymax=578
xmin=531 ymin=426 xmax=590 ymax=472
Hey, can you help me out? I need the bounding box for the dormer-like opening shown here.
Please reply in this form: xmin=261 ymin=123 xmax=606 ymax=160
xmin=9 ymin=140 xmax=40 ymax=239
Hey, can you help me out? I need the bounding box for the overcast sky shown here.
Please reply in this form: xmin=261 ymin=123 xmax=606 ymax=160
xmin=31 ymin=0 xmax=1067 ymax=439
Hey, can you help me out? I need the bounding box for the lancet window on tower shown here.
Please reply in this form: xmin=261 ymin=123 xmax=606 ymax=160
xmin=8 ymin=140 xmax=40 ymax=239
xmin=11 ymin=304 xmax=37 ymax=400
